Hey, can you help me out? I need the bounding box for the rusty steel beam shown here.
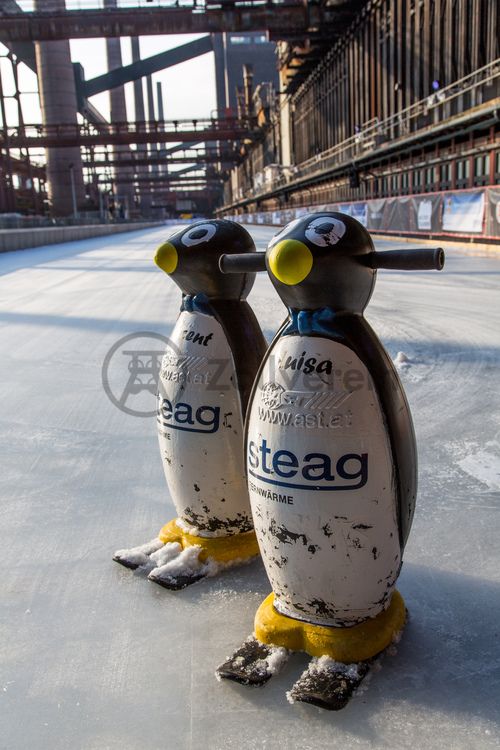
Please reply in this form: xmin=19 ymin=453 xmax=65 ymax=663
xmin=85 ymin=153 xmax=240 ymax=169
xmin=0 ymin=4 xmax=352 ymax=42
xmin=107 ymin=176 xmax=215 ymax=185
xmin=0 ymin=118 xmax=258 ymax=149
xmin=83 ymin=35 xmax=213 ymax=97
xmin=0 ymin=153 xmax=44 ymax=178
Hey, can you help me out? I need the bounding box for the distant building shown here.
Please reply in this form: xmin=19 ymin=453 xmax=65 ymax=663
xmin=212 ymin=32 xmax=279 ymax=115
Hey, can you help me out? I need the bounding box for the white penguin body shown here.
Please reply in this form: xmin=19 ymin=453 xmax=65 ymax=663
xmin=158 ymin=308 xmax=251 ymax=536
xmin=246 ymin=333 xmax=401 ymax=626
xmin=216 ymin=213 xmax=443 ymax=706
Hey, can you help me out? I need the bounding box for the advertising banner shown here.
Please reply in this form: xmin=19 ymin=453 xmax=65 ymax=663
xmin=367 ymin=200 xmax=386 ymax=230
xmin=416 ymin=198 xmax=433 ymax=230
xmin=350 ymin=201 xmax=368 ymax=227
xmin=337 ymin=203 xmax=353 ymax=217
xmin=487 ymin=188 xmax=500 ymax=237
xmin=229 ymin=187 xmax=499 ymax=240
xmin=412 ymin=194 xmax=442 ymax=233
xmin=442 ymin=190 xmax=485 ymax=233
xmin=381 ymin=197 xmax=412 ymax=232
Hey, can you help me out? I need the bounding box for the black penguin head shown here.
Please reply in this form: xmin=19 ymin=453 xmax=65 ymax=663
xmin=154 ymin=219 xmax=257 ymax=300
xmin=265 ymin=212 xmax=376 ymax=312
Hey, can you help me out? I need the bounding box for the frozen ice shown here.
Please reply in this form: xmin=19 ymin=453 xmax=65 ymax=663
xmin=1 ymin=226 xmax=500 ymax=749
xmin=457 ymin=442 xmax=500 ymax=490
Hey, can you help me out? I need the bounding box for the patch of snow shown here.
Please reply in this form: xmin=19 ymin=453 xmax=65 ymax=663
xmin=149 ymin=541 xmax=182 ymax=568
xmin=457 ymin=442 xmax=500 ymax=490
xmin=309 ymin=655 xmax=364 ymax=680
xmin=113 ymin=537 xmax=164 ymax=568
xmin=148 ymin=545 xmax=206 ymax=582
xmin=394 ymin=351 xmax=411 ymax=368
xmin=264 ymin=646 xmax=289 ymax=675
xmin=287 ymin=656 xmax=368 ymax=705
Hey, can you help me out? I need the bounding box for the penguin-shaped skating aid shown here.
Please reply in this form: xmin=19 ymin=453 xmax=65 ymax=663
xmin=113 ymin=219 xmax=267 ymax=588
xmin=216 ymin=212 xmax=444 ymax=708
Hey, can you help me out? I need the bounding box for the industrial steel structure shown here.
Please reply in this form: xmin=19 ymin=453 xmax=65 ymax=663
xmin=0 ymin=0 xmax=498 ymax=238
xmin=0 ymin=0 xmax=286 ymax=217
xmin=221 ymin=0 xmax=500 ymax=241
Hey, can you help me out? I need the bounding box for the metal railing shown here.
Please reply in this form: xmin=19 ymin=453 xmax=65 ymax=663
xmin=0 ymin=116 xmax=259 ymax=148
xmin=239 ymin=59 xmax=500 ymax=203
xmin=297 ymin=60 xmax=500 ymax=177
xmin=1 ymin=0 xmax=290 ymax=13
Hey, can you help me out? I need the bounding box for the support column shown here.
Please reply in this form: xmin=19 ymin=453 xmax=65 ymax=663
xmin=34 ymin=0 xmax=85 ymax=217
xmin=156 ymin=81 xmax=167 ymax=175
xmin=104 ymin=0 xmax=135 ymax=217
xmin=146 ymin=74 xmax=158 ymax=175
xmin=131 ymin=37 xmax=152 ymax=213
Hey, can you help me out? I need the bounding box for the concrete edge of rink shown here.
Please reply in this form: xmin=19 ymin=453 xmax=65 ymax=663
xmin=0 ymin=221 xmax=162 ymax=253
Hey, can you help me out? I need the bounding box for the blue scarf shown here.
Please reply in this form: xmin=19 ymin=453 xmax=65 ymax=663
xmin=283 ymin=307 xmax=337 ymax=336
xmin=181 ymin=293 xmax=214 ymax=317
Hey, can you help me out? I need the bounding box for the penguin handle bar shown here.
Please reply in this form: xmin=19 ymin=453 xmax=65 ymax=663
xmin=219 ymin=247 xmax=445 ymax=274
xmin=370 ymin=247 xmax=445 ymax=271
xmin=219 ymin=252 xmax=266 ymax=274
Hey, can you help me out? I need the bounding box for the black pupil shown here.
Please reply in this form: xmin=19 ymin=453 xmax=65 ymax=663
xmin=190 ymin=229 xmax=209 ymax=239
xmin=315 ymin=223 xmax=335 ymax=235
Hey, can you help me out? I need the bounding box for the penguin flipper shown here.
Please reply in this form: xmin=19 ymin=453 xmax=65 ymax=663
xmin=216 ymin=636 xmax=289 ymax=686
xmin=287 ymin=657 xmax=371 ymax=711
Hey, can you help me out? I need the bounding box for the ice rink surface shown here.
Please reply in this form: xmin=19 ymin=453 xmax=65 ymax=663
xmin=1 ymin=224 xmax=499 ymax=750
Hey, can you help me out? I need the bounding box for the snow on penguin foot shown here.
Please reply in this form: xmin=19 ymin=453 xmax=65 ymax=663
xmin=112 ymin=537 xmax=165 ymax=570
xmin=147 ymin=544 xmax=213 ymax=590
xmin=286 ymin=656 xmax=371 ymax=711
xmin=113 ymin=519 xmax=260 ymax=587
xmin=215 ymin=635 xmax=289 ymax=686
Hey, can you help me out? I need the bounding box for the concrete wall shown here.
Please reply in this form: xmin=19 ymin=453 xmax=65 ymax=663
xmin=0 ymin=222 xmax=161 ymax=253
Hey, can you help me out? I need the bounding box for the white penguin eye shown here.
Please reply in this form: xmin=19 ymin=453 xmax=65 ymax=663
xmin=305 ymin=216 xmax=346 ymax=247
xmin=181 ymin=223 xmax=216 ymax=247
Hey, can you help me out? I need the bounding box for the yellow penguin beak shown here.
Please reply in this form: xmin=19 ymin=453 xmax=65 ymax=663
xmin=267 ymin=239 xmax=313 ymax=286
xmin=154 ymin=241 xmax=178 ymax=274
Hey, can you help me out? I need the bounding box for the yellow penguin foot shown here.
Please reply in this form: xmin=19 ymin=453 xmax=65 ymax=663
xmin=216 ymin=591 xmax=407 ymax=710
xmin=113 ymin=518 xmax=260 ymax=590
xmin=255 ymin=591 xmax=406 ymax=662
